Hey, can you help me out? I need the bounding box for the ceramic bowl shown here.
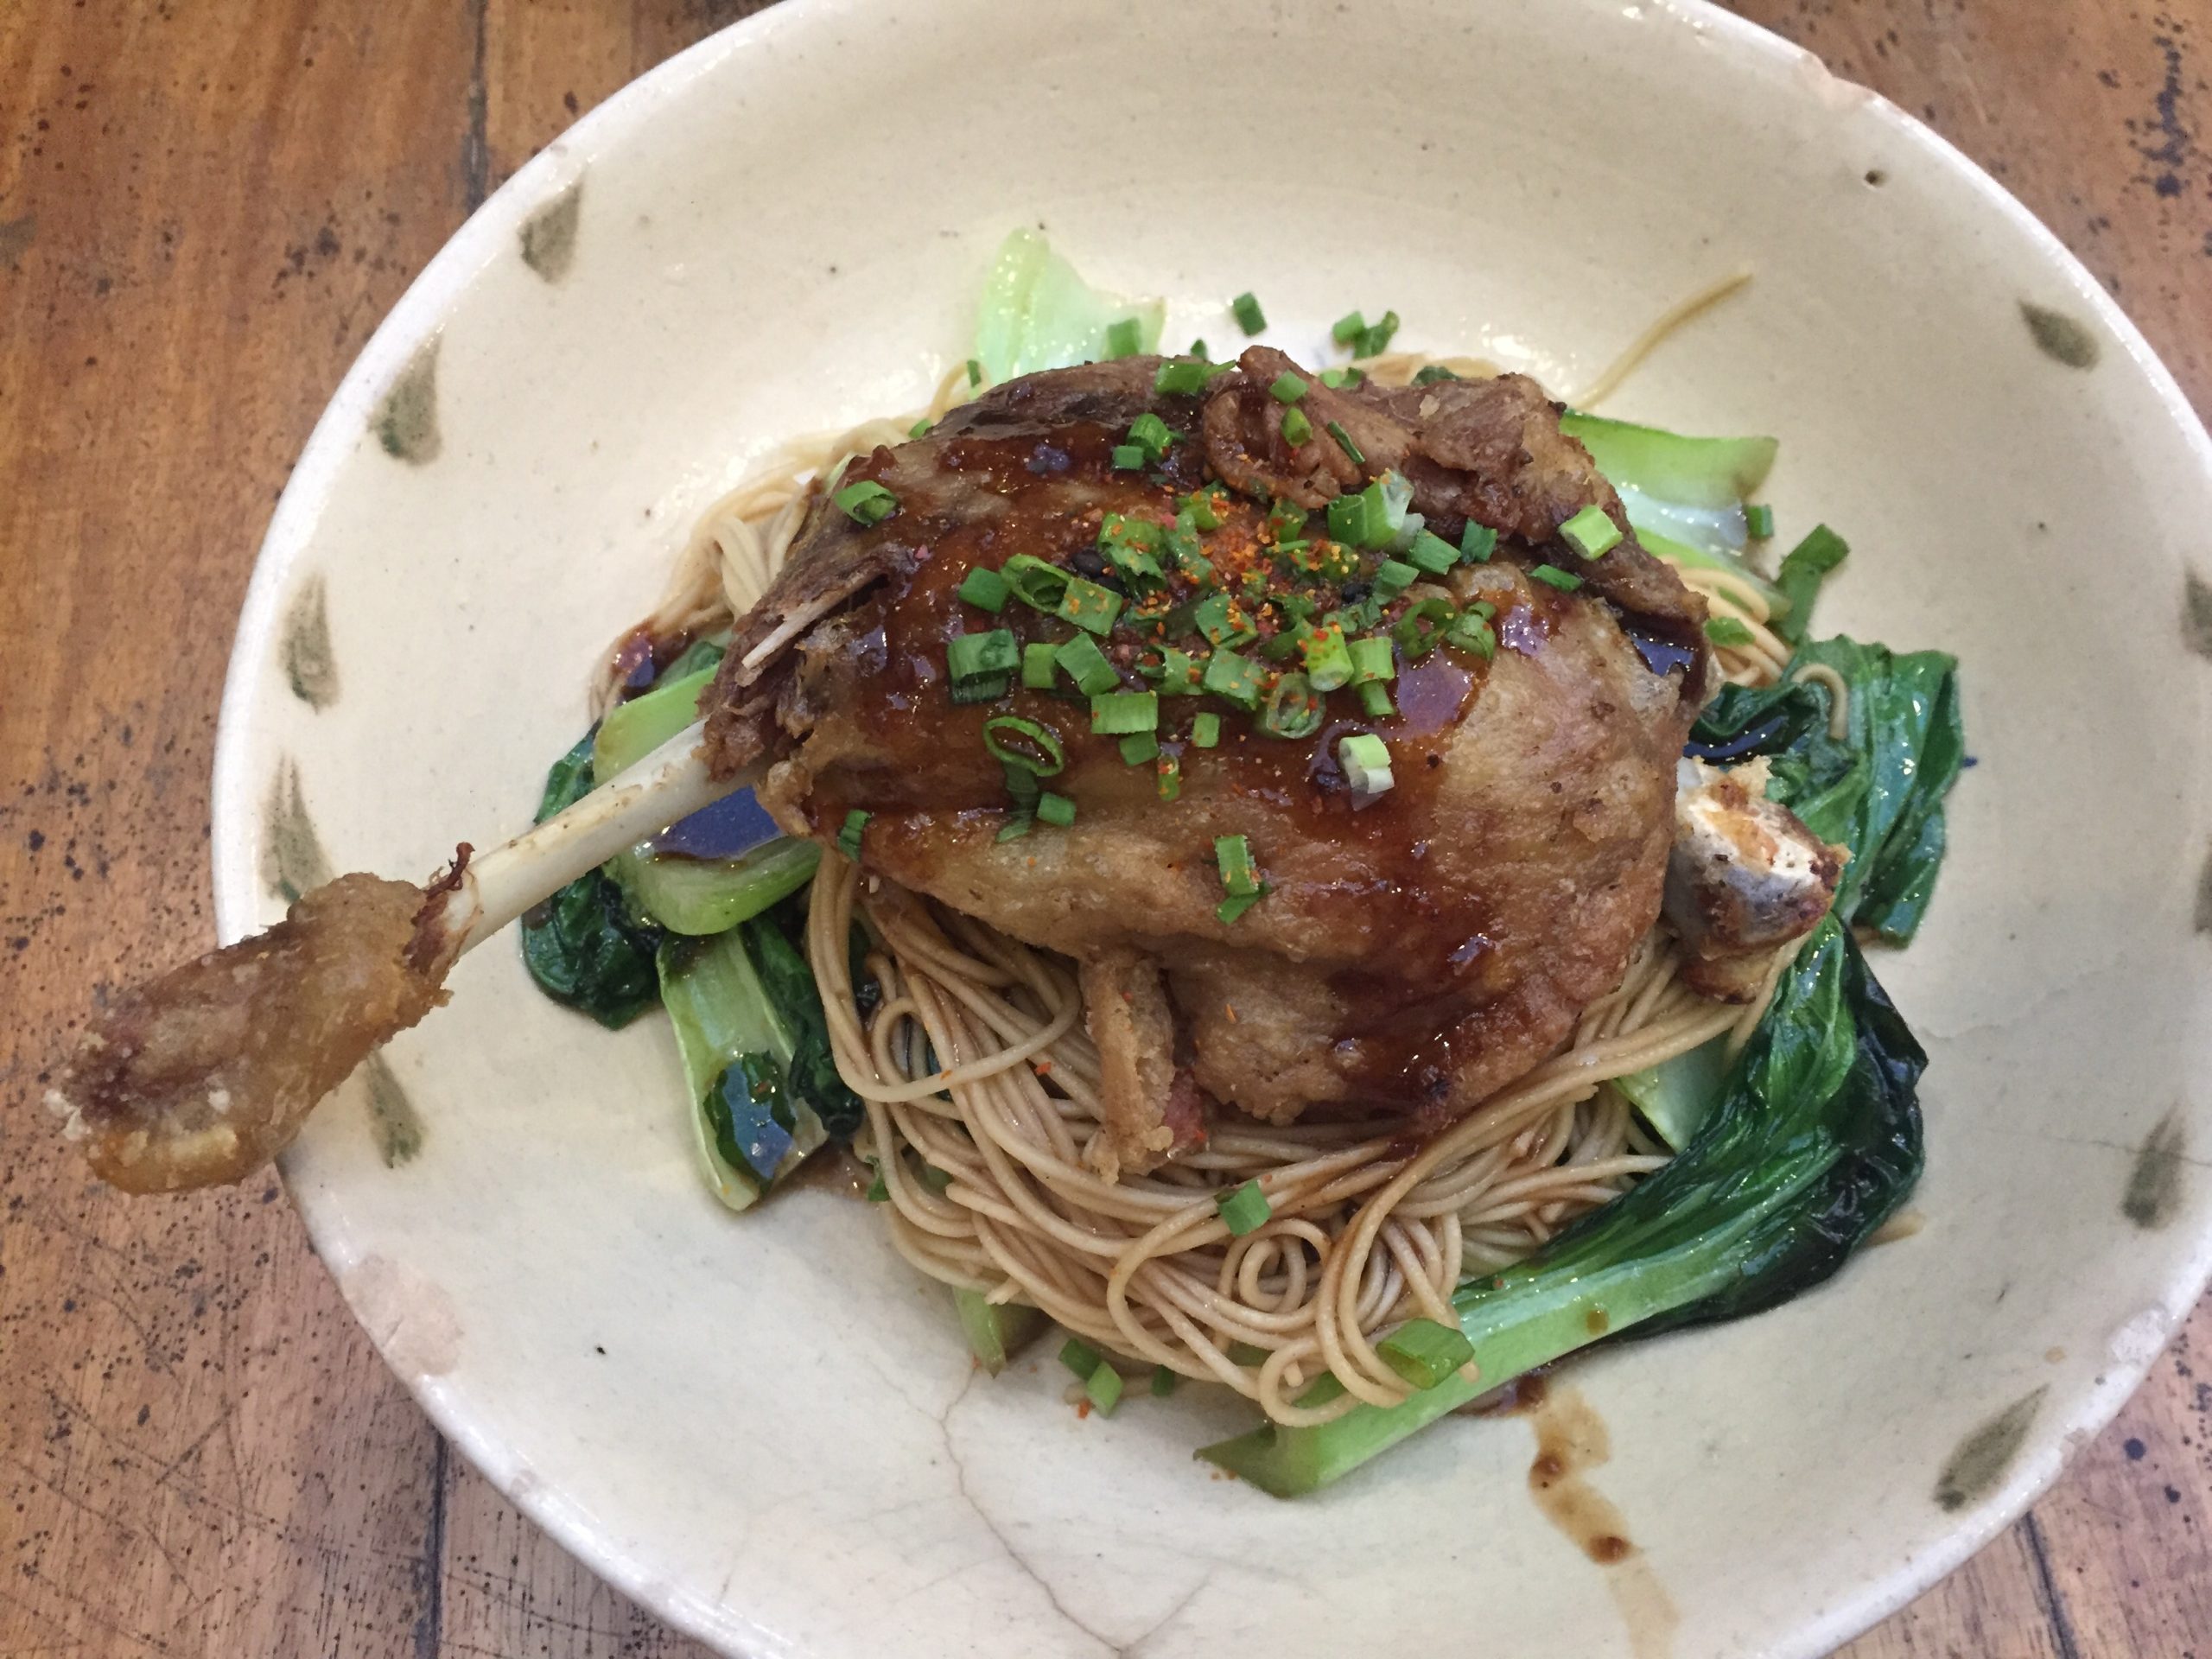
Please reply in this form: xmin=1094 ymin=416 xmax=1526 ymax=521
xmin=210 ymin=2 xmax=2212 ymax=1654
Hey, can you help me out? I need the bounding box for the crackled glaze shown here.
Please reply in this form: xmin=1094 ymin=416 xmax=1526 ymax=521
xmin=207 ymin=3 xmax=2212 ymax=1656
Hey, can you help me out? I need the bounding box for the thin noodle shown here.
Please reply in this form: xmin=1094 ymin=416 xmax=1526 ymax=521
xmin=1573 ymin=268 xmax=1754 ymax=411
xmin=1792 ymin=662 xmax=1852 ymax=739
xmin=611 ymin=292 xmax=1813 ymax=1424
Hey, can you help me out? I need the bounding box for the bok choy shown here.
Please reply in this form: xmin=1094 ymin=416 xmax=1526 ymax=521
xmin=1617 ymin=630 xmax=1964 ymax=1145
xmin=659 ymin=914 xmax=865 ymax=1211
xmin=1561 ymin=410 xmax=1786 ymax=615
xmin=1200 ymin=919 xmax=1924 ymax=1495
xmin=593 ymin=645 xmax=821 ymax=937
xmin=973 ymin=227 xmax=1164 ymax=385
xmin=1203 ymin=620 xmax=1962 ymax=1494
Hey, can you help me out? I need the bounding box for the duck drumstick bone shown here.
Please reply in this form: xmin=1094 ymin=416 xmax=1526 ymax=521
xmin=51 ymin=721 xmax=738 ymax=1193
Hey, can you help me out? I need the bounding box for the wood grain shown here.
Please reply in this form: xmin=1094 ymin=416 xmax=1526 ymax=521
xmin=1 ymin=3 xmax=2205 ymax=1656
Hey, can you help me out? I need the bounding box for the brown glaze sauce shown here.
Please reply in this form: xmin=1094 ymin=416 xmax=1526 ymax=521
xmin=806 ymin=407 xmax=1649 ymax=1112
xmin=1523 ymin=1381 xmax=1681 ymax=1659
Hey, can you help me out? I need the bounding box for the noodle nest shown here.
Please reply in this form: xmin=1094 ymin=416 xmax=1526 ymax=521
xmin=611 ymin=308 xmax=1798 ymax=1425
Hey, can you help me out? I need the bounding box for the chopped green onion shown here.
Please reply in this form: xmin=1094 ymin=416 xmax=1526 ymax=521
xmin=1085 ymin=1363 xmax=1124 ymax=1414
xmin=1338 ymin=732 xmax=1394 ymax=794
xmin=1745 ymin=502 xmax=1776 ymax=539
xmin=1090 ymin=691 xmax=1160 ymax=734
xmin=1192 ymin=592 xmax=1258 ymax=649
xmin=1141 ymin=645 xmax=1204 ymax=695
xmin=1215 ymin=835 xmax=1261 ymax=897
xmin=950 ymin=674 xmax=1010 ymax=704
xmin=965 ymin=357 xmax=982 ymax=387
xmin=1705 ymin=616 xmax=1757 ymax=648
xmin=1357 ymin=680 xmax=1395 ymax=718
xmin=1128 ymin=411 xmax=1173 ymax=461
xmin=1459 ymin=520 xmax=1497 ymax=563
xmin=957 ymin=566 xmax=1011 ymax=613
xmin=1156 ymin=752 xmax=1182 ymax=801
xmin=1412 ymin=363 xmax=1460 ymax=385
xmin=1260 ymin=626 xmax=1304 ymax=664
xmin=1057 ymin=575 xmax=1123 ymax=635
xmin=1163 ymin=525 xmax=1211 ymax=583
xmin=1355 ymin=309 xmax=1400 ymax=357
xmin=1180 ymin=487 xmax=1226 ymax=531
xmin=1331 ymin=309 xmax=1367 ymax=344
xmin=836 ymin=809 xmax=869 ymax=860
xmin=1192 ymin=711 xmax=1222 ymax=748
xmin=1055 ymin=633 xmax=1121 ymax=696
xmin=1258 ymin=671 xmax=1323 ymax=738
xmin=1036 ymin=791 xmax=1076 ymax=828
xmin=1190 ymin=338 xmax=1211 ymax=360
xmin=832 ymin=480 xmax=899 ymax=525
xmin=1300 ymin=624 xmax=1355 ymax=690
xmin=1001 ymin=552 xmax=1071 ymax=613
xmin=947 ymin=628 xmax=1019 ymax=684
xmin=1325 ymin=493 xmax=1370 ymax=547
xmin=1371 ymin=558 xmax=1418 ymax=601
xmin=996 ymin=811 xmax=1034 ymax=842
xmin=1560 ymin=505 xmax=1623 ymax=560
xmin=1150 ymin=1365 xmax=1180 ymax=1397
xmin=866 ymin=1170 xmax=889 ymax=1202
xmin=1530 ymin=563 xmax=1584 ymax=591
xmin=1393 ymin=598 xmax=1455 ymax=659
xmin=920 ymin=1164 xmax=953 ymax=1194
xmin=1407 ymin=529 xmax=1459 ymax=575
xmin=1021 ymin=641 xmax=1058 ymax=690
xmin=1200 ymin=648 xmax=1268 ymax=709
xmin=982 ymin=714 xmax=1066 ymax=777
xmin=1326 ymin=421 xmax=1365 ymax=465
xmin=1281 ymin=407 xmax=1313 ymax=446
xmin=1270 ymin=372 xmax=1308 ymax=404
xmin=1111 ymin=444 xmax=1147 ymax=470
xmin=1119 ymin=731 xmax=1160 ymax=766
xmin=1231 ymin=291 xmax=1267 ymax=335
xmin=1215 ymin=1179 xmax=1272 ymax=1236
xmin=1154 ymin=358 xmax=1211 ymax=396
xmin=1217 ymin=889 xmax=1266 ymax=924
xmin=1060 ymin=1337 xmax=1102 ymax=1378
xmin=908 ymin=418 xmax=931 ymax=438
xmin=1446 ymin=613 xmax=1497 ymax=658
xmin=1346 ymin=635 xmax=1395 ymax=683
xmin=1104 ymin=317 xmax=1142 ymax=359
xmin=1376 ymin=1318 xmax=1477 ymax=1389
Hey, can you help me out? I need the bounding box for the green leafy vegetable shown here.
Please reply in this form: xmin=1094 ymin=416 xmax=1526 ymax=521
xmin=1560 ymin=410 xmax=1777 ymax=509
xmin=972 ymin=228 xmax=1164 ymax=382
xmin=1199 ymin=919 xmax=1924 ymax=1494
xmin=1689 ymin=636 xmax=1964 ymax=943
xmin=1773 ymin=525 xmax=1851 ymax=647
xmin=520 ymin=732 xmax=662 ymax=1027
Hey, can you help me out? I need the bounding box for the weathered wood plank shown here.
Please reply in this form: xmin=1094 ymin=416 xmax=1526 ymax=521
xmin=0 ymin=3 xmax=475 ymax=1656
xmin=4 ymin=4 xmax=2209 ymax=1658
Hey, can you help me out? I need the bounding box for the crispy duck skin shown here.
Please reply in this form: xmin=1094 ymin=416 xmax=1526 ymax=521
xmin=53 ymin=875 xmax=457 ymax=1192
xmin=704 ymin=350 xmax=1713 ymax=1159
xmin=54 ymin=349 xmax=1789 ymax=1195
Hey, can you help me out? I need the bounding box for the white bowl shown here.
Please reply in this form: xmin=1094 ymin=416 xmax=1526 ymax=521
xmin=210 ymin=2 xmax=2212 ymax=1655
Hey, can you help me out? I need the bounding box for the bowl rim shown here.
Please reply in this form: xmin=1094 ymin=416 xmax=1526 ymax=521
xmin=209 ymin=2 xmax=2212 ymax=1655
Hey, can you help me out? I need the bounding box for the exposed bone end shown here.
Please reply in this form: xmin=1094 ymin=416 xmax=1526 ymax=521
xmin=60 ymin=874 xmax=455 ymax=1193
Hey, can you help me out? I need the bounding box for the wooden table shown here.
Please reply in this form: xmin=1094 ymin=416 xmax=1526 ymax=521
xmin=3 ymin=3 xmax=2206 ymax=1653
